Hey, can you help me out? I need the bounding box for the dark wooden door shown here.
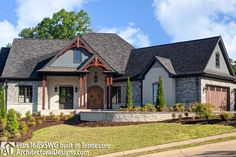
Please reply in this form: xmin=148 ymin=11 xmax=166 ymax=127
xmin=206 ymin=85 xmax=228 ymax=111
xmin=59 ymin=87 xmax=73 ymax=109
xmin=87 ymin=86 xmax=104 ymax=109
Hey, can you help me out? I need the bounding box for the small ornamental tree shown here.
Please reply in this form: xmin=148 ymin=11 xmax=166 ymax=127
xmin=156 ymin=76 xmax=167 ymax=111
xmin=6 ymin=109 xmax=19 ymax=133
xmin=0 ymin=85 xmax=6 ymax=119
xmin=126 ymin=77 xmax=133 ymax=109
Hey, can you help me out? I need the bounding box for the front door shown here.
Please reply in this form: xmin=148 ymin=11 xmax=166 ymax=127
xmin=59 ymin=87 xmax=73 ymax=109
xmin=87 ymin=85 xmax=104 ymax=109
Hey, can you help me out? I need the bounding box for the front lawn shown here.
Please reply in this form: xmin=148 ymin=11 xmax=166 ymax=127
xmin=26 ymin=123 xmax=236 ymax=156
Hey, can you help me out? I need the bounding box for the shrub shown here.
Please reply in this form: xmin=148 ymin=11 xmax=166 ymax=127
xmin=184 ymin=112 xmax=189 ymax=118
xmin=156 ymin=76 xmax=167 ymax=111
xmin=0 ymin=85 xmax=6 ymax=119
xmin=63 ymin=115 xmax=70 ymax=120
xmin=53 ymin=115 xmax=60 ymax=122
xmin=134 ymin=106 xmax=142 ymax=112
xmin=15 ymin=111 xmax=22 ymax=120
xmin=60 ymin=112 xmax=64 ymax=118
xmin=41 ymin=116 xmax=46 ymax=122
xmin=169 ymin=107 xmax=174 ymax=112
xmin=32 ymin=112 xmax=39 ymax=117
xmin=189 ymin=103 xmax=214 ymax=119
xmin=0 ymin=118 xmax=7 ymax=131
xmin=68 ymin=112 xmax=74 ymax=118
xmin=2 ymin=131 xmax=10 ymax=138
xmin=37 ymin=120 xmax=43 ymax=125
xmin=49 ymin=112 xmax=54 ymax=116
xmin=126 ymin=77 xmax=133 ymax=109
xmin=143 ymin=103 xmax=157 ymax=112
xmin=171 ymin=113 xmax=176 ymax=119
xmin=0 ymin=136 xmax=8 ymax=142
xmin=14 ymin=132 xmax=21 ymax=139
xmin=19 ymin=121 xmax=28 ymax=136
xmin=173 ymin=103 xmax=185 ymax=112
xmin=25 ymin=111 xmax=31 ymax=118
xmin=219 ymin=112 xmax=234 ymax=121
xmin=6 ymin=109 xmax=19 ymax=133
xmin=178 ymin=114 xmax=183 ymax=119
xmin=27 ymin=116 xmax=36 ymax=127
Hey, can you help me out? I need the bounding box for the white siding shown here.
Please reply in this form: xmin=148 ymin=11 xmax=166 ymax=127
xmin=204 ymin=43 xmax=231 ymax=75
xmin=143 ymin=62 xmax=176 ymax=106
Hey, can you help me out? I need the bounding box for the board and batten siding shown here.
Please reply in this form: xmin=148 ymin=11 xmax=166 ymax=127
xmin=142 ymin=61 xmax=176 ymax=106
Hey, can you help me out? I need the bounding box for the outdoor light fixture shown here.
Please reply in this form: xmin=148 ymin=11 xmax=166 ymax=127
xmin=55 ymin=87 xmax=58 ymax=92
xmin=75 ymin=87 xmax=78 ymax=93
xmin=94 ymin=72 xmax=98 ymax=83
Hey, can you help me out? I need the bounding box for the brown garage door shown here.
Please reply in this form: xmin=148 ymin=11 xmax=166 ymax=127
xmin=206 ymin=85 xmax=228 ymax=111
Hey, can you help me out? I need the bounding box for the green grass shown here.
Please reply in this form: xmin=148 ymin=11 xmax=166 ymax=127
xmin=25 ymin=123 xmax=236 ymax=156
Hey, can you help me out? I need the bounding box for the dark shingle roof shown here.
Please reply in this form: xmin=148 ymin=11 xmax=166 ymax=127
xmin=125 ymin=36 xmax=222 ymax=78
xmin=0 ymin=47 xmax=10 ymax=77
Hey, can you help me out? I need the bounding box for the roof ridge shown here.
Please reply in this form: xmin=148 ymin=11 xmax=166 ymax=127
xmin=13 ymin=38 xmax=70 ymax=41
xmin=134 ymin=36 xmax=221 ymax=51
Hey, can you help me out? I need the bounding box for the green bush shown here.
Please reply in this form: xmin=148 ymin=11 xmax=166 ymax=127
xmin=2 ymin=131 xmax=10 ymax=138
xmin=0 ymin=136 xmax=8 ymax=142
xmin=15 ymin=111 xmax=22 ymax=120
xmin=178 ymin=114 xmax=183 ymax=119
xmin=27 ymin=116 xmax=36 ymax=127
xmin=32 ymin=112 xmax=39 ymax=117
xmin=37 ymin=120 xmax=43 ymax=125
xmin=53 ymin=115 xmax=60 ymax=122
xmin=6 ymin=109 xmax=19 ymax=133
xmin=41 ymin=116 xmax=46 ymax=122
xmin=143 ymin=103 xmax=157 ymax=112
xmin=19 ymin=121 xmax=28 ymax=136
xmin=126 ymin=77 xmax=133 ymax=109
xmin=134 ymin=106 xmax=142 ymax=112
xmin=60 ymin=112 xmax=64 ymax=118
xmin=0 ymin=85 xmax=6 ymax=119
xmin=0 ymin=118 xmax=7 ymax=131
xmin=25 ymin=111 xmax=31 ymax=118
xmin=14 ymin=132 xmax=21 ymax=139
xmin=184 ymin=112 xmax=189 ymax=118
xmin=171 ymin=113 xmax=176 ymax=119
xmin=173 ymin=103 xmax=185 ymax=112
xmin=219 ymin=112 xmax=234 ymax=121
xmin=189 ymin=103 xmax=214 ymax=119
xmin=156 ymin=76 xmax=167 ymax=111
xmin=169 ymin=107 xmax=174 ymax=112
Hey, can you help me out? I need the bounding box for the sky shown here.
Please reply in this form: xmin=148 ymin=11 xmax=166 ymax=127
xmin=0 ymin=0 xmax=236 ymax=59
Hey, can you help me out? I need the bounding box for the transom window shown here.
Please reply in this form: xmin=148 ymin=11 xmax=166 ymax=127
xmin=215 ymin=52 xmax=220 ymax=68
xmin=153 ymin=82 xmax=158 ymax=104
xmin=73 ymin=48 xmax=82 ymax=63
xmin=19 ymin=86 xmax=32 ymax=103
xmin=112 ymin=86 xmax=121 ymax=104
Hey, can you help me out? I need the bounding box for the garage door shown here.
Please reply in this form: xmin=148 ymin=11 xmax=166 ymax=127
xmin=206 ymin=85 xmax=228 ymax=111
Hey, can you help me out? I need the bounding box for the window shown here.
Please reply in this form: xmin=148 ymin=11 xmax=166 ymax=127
xmin=215 ymin=52 xmax=220 ymax=68
xmin=153 ymin=82 xmax=158 ymax=104
xmin=73 ymin=49 xmax=82 ymax=63
xmin=19 ymin=86 xmax=32 ymax=103
xmin=112 ymin=86 xmax=121 ymax=104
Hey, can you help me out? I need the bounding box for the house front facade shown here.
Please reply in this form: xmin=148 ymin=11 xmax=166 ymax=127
xmin=0 ymin=33 xmax=236 ymax=115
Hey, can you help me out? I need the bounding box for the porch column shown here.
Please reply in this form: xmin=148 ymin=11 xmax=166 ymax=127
xmin=42 ymin=76 xmax=46 ymax=110
xmin=83 ymin=76 xmax=86 ymax=108
xmin=79 ymin=76 xmax=83 ymax=108
xmin=106 ymin=76 xmax=113 ymax=109
xmin=109 ymin=77 xmax=113 ymax=109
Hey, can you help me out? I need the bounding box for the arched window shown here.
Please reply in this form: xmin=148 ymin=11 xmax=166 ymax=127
xmin=215 ymin=52 xmax=220 ymax=68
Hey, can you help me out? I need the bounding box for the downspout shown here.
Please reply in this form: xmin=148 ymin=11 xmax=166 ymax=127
xmin=4 ymin=79 xmax=8 ymax=112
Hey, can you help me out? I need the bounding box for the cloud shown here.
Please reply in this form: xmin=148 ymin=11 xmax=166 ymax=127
xmin=98 ymin=23 xmax=151 ymax=48
xmin=0 ymin=0 xmax=86 ymax=48
xmin=153 ymin=0 xmax=236 ymax=59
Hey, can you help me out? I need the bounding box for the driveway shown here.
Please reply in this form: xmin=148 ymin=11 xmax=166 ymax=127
xmin=139 ymin=140 xmax=236 ymax=157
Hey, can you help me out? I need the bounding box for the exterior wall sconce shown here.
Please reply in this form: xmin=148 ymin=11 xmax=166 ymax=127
xmin=55 ymin=87 xmax=57 ymax=92
xmin=75 ymin=87 xmax=78 ymax=93
xmin=94 ymin=72 xmax=98 ymax=83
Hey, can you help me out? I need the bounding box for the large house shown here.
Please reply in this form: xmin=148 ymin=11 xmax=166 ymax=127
xmin=0 ymin=33 xmax=235 ymax=115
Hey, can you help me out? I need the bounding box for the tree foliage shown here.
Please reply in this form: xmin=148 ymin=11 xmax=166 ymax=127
xmin=229 ymin=58 xmax=236 ymax=74
xmin=6 ymin=109 xmax=19 ymax=133
xmin=19 ymin=9 xmax=92 ymax=39
xmin=0 ymin=85 xmax=6 ymax=119
xmin=156 ymin=76 xmax=167 ymax=111
xmin=126 ymin=77 xmax=133 ymax=108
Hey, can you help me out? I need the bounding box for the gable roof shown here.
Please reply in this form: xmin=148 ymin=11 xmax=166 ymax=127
xmin=125 ymin=36 xmax=228 ymax=79
xmin=0 ymin=47 xmax=10 ymax=77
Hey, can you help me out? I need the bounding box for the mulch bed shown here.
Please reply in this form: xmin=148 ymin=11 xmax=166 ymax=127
xmin=3 ymin=115 xmax=236 ymax=142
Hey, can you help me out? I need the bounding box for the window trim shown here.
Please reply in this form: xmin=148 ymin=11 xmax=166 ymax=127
xmin=112 ymin=86 xmax=121 ymax=104
xmin=215 ymin=51 xmax=220 ymax=68
xmin=18 ymin=85 xmax=33 ymax=103
xmin=152 ymin=82 xmax=158 ymax=104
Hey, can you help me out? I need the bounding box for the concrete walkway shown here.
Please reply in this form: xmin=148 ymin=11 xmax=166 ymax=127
xmin=96 ymin=132 xmax=236 ymax=157
xmin=139 ymin=139 xmax=236 ymax=157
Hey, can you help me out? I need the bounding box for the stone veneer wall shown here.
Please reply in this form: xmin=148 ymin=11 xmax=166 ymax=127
xmin=112 ymin=81 xmax=141 ymax=109
xmin=176 ymin=77 xmax=201 ymax=104
xmin=6 ymin=80 xmax=43 ymax=115
xmin=200 ymin=77 xmax=236 ymax=111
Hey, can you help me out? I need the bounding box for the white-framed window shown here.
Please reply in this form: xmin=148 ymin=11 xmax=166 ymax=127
xmin=19 ymin=86 xmax=33 ymax=103
xmin=215 ymin=52 xmax=220 ymax=68
xmin=152 ymin=82 xmax=158 ymax=104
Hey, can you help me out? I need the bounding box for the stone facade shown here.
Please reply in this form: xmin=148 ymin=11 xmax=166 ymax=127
xmin=176 ymin=77 xmax=200 ymax=104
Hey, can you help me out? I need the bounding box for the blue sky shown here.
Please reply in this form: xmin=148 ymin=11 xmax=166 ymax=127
xmin=0 ymin=0 xmax=236 ymax=59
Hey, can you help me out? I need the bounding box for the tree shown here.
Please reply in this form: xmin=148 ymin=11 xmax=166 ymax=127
xmin=156 ymin=76 xmax=167 ymax=111
xmin=0 ymin=85 xmax=6 ymax=119
xmin=126 ymin=77 xmax=133 ymax=108
xmin=229 ymin=58 xmax=236 ymax=74
xmin=19 ymin=9 xmax=92 ymax=39
xmin=6 ymin=109 xmax=19 ymax=133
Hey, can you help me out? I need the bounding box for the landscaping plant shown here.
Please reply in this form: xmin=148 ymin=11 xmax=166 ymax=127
xmin=19 ymin=121 xmax=28 ymax=136
xmin=27 ymin=116 xmax=36 ymax=127
xmin=6 ymin=109 xmax=19 ymax=133
xmin=0 ymin=85 xmax=6 ymax=119
xmin=189 ymin=103 xmax=214 ymax=119
xmin=126 ymin=77 xmax=133 ymax=109
xmin=219 ymin=112 xmax=234 ymax=121
xmin=174 ymin=103 xmax=185 ymax=112
xmin=25 ymin=111 xmax=31 ymax=119
xmin=171 ymin=113 xmax=176 ymax=119
xmin=53 ymin=115 xmax=61 ymax=122
xmin=156 ymin=76 xmax=167 ymax=111
xmin=143 ymin=103 xmax=157 ymax=112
